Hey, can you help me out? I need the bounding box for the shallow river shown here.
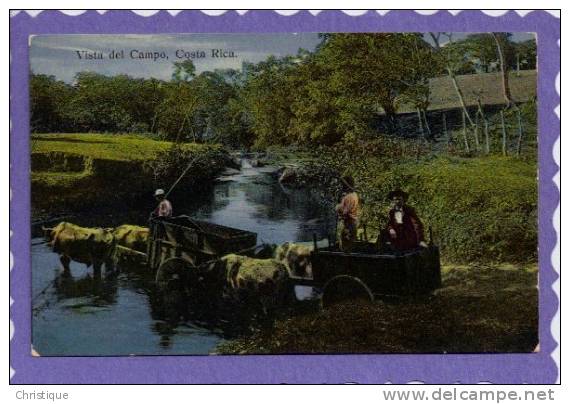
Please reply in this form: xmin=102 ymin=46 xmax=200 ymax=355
xmin=32 ymin=161 xmax=335 ymax=356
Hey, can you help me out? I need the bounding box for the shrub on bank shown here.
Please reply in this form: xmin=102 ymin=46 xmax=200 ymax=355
xmin=354 ymin=156 xmax=537 ymax=263
xmin=270 ymin=138 xmax=537 ymax=264
xmin=31 ymin=134 xmax=231 ymax=215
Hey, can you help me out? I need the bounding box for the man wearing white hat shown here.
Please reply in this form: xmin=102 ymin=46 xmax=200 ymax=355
xmin=152 ymin=188 xmax=173 ymax=218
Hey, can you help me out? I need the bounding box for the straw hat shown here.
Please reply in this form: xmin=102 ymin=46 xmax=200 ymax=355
xmin=387 ymin=189 xmax=409 ymax=201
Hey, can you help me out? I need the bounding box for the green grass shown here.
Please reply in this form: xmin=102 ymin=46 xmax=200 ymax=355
xmin=31 ymin=171 xmax=91 ymax=187
xmin=354 ymin=155 xmax=537 ymax=263
xmin=31 ymin=133 xmax=217 ymax=162
xmin=30 ymin=133 xmax=229 ymax=215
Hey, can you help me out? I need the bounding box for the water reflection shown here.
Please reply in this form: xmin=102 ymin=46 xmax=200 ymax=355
xmin=54 ymin=272 xmax=118 ymax=307
xmin=33 ymin=162 xmax=333 ymax=355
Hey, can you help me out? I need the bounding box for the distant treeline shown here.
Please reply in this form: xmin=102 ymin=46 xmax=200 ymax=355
xmin=30 ymin=33 xmax=536 ymax=148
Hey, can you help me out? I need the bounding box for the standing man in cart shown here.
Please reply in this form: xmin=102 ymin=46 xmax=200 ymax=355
xmin=151 ymin=188 xmax=173 ymax=218
xmin=336 ymin=175 xmax=360 ymax=252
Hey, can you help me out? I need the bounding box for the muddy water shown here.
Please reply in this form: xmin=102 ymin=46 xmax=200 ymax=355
xmin=32 ymin=161 xmax=335 ymax=356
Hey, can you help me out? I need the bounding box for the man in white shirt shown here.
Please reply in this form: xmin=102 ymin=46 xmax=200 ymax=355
xmin=152 ymin=188 xmax=173 ymax=218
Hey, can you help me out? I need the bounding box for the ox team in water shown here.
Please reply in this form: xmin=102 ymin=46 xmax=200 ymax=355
xmin=44 ymin=181 xmax=428 ymax=279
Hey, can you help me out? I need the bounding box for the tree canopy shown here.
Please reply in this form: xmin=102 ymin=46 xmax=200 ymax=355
xmin=30 ymin=33 xmax=536 ymax=148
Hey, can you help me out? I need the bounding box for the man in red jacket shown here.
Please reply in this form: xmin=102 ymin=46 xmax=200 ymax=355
xmin=384 ymin=189 xmax=428 ymax=251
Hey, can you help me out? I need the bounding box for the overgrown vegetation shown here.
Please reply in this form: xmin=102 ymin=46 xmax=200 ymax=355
xmin=31 ymin=133 xmax=213 ymax=161
xmin=295 ymin=129 xmax=537 ymax=264
xmin=31 ymin=134 xmax=230 ymax=215
xmin=357 ymin=156 xmax=537 ymax=263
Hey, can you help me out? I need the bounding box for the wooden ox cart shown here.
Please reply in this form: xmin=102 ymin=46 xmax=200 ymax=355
xmin=291 ymin=238 xmax=442 ymax=307
xmin=146 ymin=216 xmax=257 ymax=290
xmin=120 ymin=215 xmax=441 ymax=307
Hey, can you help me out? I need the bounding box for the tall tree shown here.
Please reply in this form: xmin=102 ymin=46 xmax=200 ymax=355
xmin=514 ymin=39 xmax=537 ymax=71
xmin=30 ymin=74 xmax=73 ymax=132
xmin=459 ymin=34 xmax=498 ymax=73
xmin=240 ymin=55 xmax=297 ymax=147
xmin=491 ymin=32 xmax=515 ymax=108
xmin=430 ymin=32 xmax=475 ymax=126
xmin=397 ymin=35 xmax=443 ymax=139
xmin=316 ymin=33 xmax=443 ymax=135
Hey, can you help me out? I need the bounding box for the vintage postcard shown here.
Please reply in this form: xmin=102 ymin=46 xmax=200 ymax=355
xmin=9 ymin=10 xmax=560 ymax=384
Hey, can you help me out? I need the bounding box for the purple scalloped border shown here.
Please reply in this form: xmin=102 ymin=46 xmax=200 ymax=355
xmin=9 ymin=10 xmax=560 ymax=384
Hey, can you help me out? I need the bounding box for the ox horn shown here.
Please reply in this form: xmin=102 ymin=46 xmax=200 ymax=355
xmin=41 ymin=226 xmax=54 ymax=233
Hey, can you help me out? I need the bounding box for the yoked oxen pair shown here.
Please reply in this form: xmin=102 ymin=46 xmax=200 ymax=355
xmin=44 ymin=222 xmax=117 ymax=276
xmin=112 ymin=225 xmax=149 ymax=253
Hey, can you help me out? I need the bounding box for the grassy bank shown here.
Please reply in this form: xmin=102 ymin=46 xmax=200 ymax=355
xmin=31 ymin=134 xmax=229 ymax=216
xmin=217 ymin=263 xmax=538 ymax=354
xmin=31 ymin=133 xmax=217 ymax=161
xmin=355 ymin=155 xmax=537 ymax=263
xmin=293 ymin=136 xmax=537 ymax=264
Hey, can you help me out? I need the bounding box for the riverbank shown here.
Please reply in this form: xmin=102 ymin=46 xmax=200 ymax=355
xmin=270 ymin=140 xmax=537 ymax=264
xmin=31 ymin=134 xmax=234 ymax=219
xmin=216 ymin=263 xmax=538 ymax=354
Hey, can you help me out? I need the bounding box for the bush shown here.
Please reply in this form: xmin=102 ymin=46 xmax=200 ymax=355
xmin=353 ymin=156 xmax=537 ymax=263
xmin=142 ymin=144 xmax=229 ymax=190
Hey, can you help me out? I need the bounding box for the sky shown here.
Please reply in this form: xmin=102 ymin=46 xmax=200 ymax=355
xmin=29 ymin=32 xmax=535 ymax=83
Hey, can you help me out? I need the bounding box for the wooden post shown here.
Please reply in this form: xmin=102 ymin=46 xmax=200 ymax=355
xmin=417 ymin=107 xmax=425 ymax=140
xmin=477 ymin=98 xmax=490 ymax=155
xmin=500 ymin=110 xmax=507 ymax=156
xmin=484 ymin=118 xmax=490 ymax=154
xmin=474 ymin=113 xmax=480 ymax=151
xmin=448 ymin=68 xmax=475 ymax=126
xmin=462 ymin=110 xmax=470 ymax=153
xmin=442 ymin=113 xmax=449 ymax=149
xmin=516 ymin=109 xmax=524 ymax=156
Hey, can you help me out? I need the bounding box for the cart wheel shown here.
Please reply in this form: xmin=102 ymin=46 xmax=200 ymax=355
xmin=155 ymin=257 xmax=196 ymax=293
xmin=321 ymin=275 xmax=374 ymax=308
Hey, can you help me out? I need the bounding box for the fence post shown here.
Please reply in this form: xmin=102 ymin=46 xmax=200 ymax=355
xmin=516 ymin=109 xmax=524 ymax=157
xmin=484 ymin=117 xmax=490 ymax=154
xmin=442 ymin=113 xmax=449 ymax=149
xmin=500 ymin=110 xmax=507 ymax=156
xmin=462 ymin=110 xmax=470 ymax=153
xmin=474 ymin=113 xmax=480 ymax=151
xmin=417 ymin=107 xmax=425 ymax=141
xmin=477 ymin=98 xmax=490 ymax=155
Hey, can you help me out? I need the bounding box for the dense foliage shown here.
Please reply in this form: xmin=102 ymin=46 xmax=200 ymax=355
xmin=31 ymin=134 xmax=230 ymax=214
xmin=316 ymin=140 xmax=538 ymax=263
xmin=30 ymin=33 xmax=536 ymax=148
